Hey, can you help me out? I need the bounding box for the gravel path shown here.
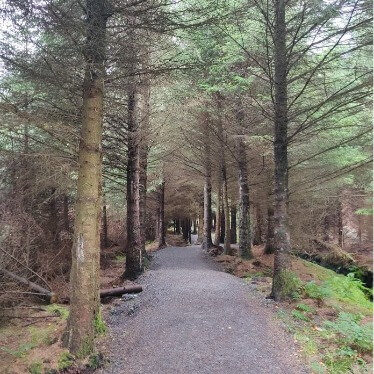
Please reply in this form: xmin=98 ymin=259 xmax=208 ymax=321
xmin=99 ymin=246 xmax=307 ymax=374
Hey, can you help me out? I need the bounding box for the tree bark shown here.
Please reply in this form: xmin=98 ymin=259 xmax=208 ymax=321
xmin=264 ymin=206 xmax=275 ymax=254
xmin=222 ymin=169 xmax=231 ymax=255
xmin=271 ymin=0 xmax=292 ymax=301
xmin=230 ymin=206 xmax=237 ymax=244
xmin=188 ymin=219 xmax=192 ymax=243
xmin=197 ymin=208 xmax=204 ymax=244
xmin=138 ymin=68 xmax=150 ymax=258
xmin=124 ymin=30 xmax=151 ymax=278
xmin=100 ymin=285 xmax=142 ymax=298
xmin=219 ymin=206 xmax=225 ymax=244
xmin=65 ymin=0 xmax=110 ymax=356
xmin=192 ymin=220 xmax=197 ymax=235
xmin=213 ymin=184 xmax=222 ymax=246
xmin=202 ymin=115 xmax=213 ymax=250
xmin=236 ymin=135 xmax=252 ymax=259
xmin=158 ymin=181 xmax=166 ymax=248
xmin=176 ymin=219 xmax=181 ymax=234
xmin=252 ymin=204 xmax=263 ymax=245
xmin=125 ymin=84 xmax=143 ymax=279
xmin=155 ymin=208 xmax=160 ymax=240
xmin=214 ymin=93 xmax=231 ymax=254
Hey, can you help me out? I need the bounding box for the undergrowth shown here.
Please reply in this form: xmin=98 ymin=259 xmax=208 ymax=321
xmin=277 ymin=261 xmax=373 ymax=374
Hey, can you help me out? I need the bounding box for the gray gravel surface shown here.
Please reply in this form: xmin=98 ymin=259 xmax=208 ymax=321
xmin=99 ymin=246 xmax=308 ymax=374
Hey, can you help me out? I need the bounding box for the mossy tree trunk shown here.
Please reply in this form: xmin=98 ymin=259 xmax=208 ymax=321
xmin=66 ymin=0 xmax=110 ymax=357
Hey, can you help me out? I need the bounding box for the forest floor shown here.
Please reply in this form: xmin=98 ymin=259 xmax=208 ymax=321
xmin=97 ymin=245 xmax=307 ymax=374
xmin=0 ymin=236 xmax=372 ymax=373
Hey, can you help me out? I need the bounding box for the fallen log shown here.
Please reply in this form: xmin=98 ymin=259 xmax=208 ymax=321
xmin=0 ymin=267 xmax=57 ymax=303
xmin=100 ymin=285 xmax=143 ymax=298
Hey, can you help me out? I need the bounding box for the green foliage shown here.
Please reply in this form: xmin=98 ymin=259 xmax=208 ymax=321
xmin=292 ymin=309 xmax=310 ymax=322
xmin=304 ymin=281 xmax=332 ymax=301
xmin=296 ymin=303 xmax=315 ymax=313
xmin=58 ymin=351 xmax=74 ymax=370
xmin=323 ymin=274 xmax=372 ymax=314
xmin=324 ymin=312 xmax=373 ymax=353
xmin=28 ymin=361 xmax=43 ymax=374
xmin=45 ymin=304 xmax=69 ymax=320
xmin=273 ymin=270 xmax=302 ymax=300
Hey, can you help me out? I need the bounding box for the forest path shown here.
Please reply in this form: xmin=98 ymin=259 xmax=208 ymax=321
xmin=99 ymin=246 xmax=307 ymax=374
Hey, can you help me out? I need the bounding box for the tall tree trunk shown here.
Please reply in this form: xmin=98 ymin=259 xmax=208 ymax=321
xmin=214 ymin=93 xmax=231 ymax=254
xmin=158 ymin=182 xmax=166 ymax=248
xmin=155 ymin=207 xmax=160 ymax=241
xmin=203 ymin=175 xmax=213 ymax=250
xmin=65 ymin=0 xmax=110 ymax=356
xmin=219 ymin=206 xmax=225 ymax=244
xmin=271 ymin=0 xmax=291 ymax=301
xmin=264 ymin=206 xmax=275 ymax=254
xmin=188 ymin=219 xmax=192 ymax=243
xmin=230 ymin=206 xmax=237 ymax=244
xmin=222 ymin=169 xmax=231 ymax=255
xmin=192 ymin=220 xmax=197 ymax=235
xmin=125 ymin=87 xmax=143 ymax=279
xmin=182 ymin=219 xmax=188 ymax=241
xmin=236 ymin=135 xmax=252 ymax=259
xmin=202 ymin=116 xmax=213 ymax=250
xmin=197 ymin=208 xmax=204 ymax=244
xmin=124 ymin=33 xmax=151 ymax=278
xmin=252 ymin=204 xmax=263 ymax=245
xmin=213 ymin=184 xmax=222 ymax=246
xmin=138 ymin=69 xmax=150 ymax=258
